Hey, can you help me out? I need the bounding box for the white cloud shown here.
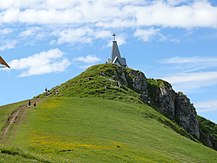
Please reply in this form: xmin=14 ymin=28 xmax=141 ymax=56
xmin=135 ymin=1 xmax=217 ymax=28
xmin=73 ymin=55 xmax=101 ymax=64
xmin=94 ymin=30 xmax=112 ymax=39
xmin=164 ymin=71 xmax=217 ymax=84
xmin=161 ymin=56 xmax=217 ymax=64
xmin=0 ymin=1 xmax=216 ymax=48
xmin=54 ymin=28 xmax=119 ymax=46
xmin=0 ymin=1 xmax=216 ymax=29
xmin=55 ymin=28 xmax=93 ymax=44
xmin=162 ymin=71 xmax=217 ymax=91
xmin=0 ymin=1 xmax=39 ymax=9
xmin=0 ymin=0 xmax=215 ymax=50
xmin=133 ymin=28 xmax=179 ymax=43
xmin=134 ymin=28 xmax=160 ymax=42
xmin=0 ymin=40 xmax=16 ymax=51
xmin=9 ymin=48 xmax=71 ymax=77
xmin=0 ymin=0 xmax=144 ymax=10
xmin=159 ymin=56 xmax=217 ymax=91
xmin=160 ymin=56 xmax=217 ymax=73
xmin=73 ymin=55 xmax=101 ymax=70
xmin=19 ymin=29 xmax=33 ymax=37
xmin=18 ymin=27 xmax=47 ymax=45
xmin=19 ymin=27 xmax=41 ymax=37
xmin=0 ymin=28 xmax=13 ymax=35
xmin=195 ymin=100 xmax=217 ymax=113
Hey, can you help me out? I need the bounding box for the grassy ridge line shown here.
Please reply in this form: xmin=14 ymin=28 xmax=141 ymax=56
xmin=38 ymin=64 xmax=143 ymax=104
xmin=7 ymin=97 xmax=217 ymax=162
xmin=36 ymin=63 xmax=197 ymax=142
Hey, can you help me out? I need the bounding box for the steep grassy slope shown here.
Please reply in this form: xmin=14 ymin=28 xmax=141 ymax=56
xmin=0 ymin=101 xmax=27 ymax=136
xmin=39 ymin=64 xmax=142 ymax=104
xmin=0 ymin=63 xmax=217 ymax=162
xmin=35 ymin=63 xmax=216 ymax=150
xmin=3 ymin=97 xmax=217 ymax=162
xmin=0 ymin=102 xmax=54 ymax=162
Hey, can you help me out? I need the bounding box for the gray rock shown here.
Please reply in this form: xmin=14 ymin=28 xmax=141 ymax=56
xmin=146 ymin=79 xmax=200 ymax=139
xmin=125 ymin=69 xmax=150 ymax=103
xmin=147 ymin=80 xmax=176 ymax=119
xmin=175 ymin=94 xmax=200 ymax=138
xmin=106 ymin=65 xmax=201 ymax=141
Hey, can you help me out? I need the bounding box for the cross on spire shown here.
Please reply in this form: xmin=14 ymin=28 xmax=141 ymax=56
xmin=107 ymin=33 xmax=127 ymax=67
xmin=112 ymin=33 xmax=116 ymax=41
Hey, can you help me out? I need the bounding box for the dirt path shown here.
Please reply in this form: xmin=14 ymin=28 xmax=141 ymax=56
xmin=0 ymin=98 xmax=41 ymax=141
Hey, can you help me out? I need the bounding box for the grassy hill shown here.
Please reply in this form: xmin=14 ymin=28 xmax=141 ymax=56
xmin=0 ymin=64 xmax=217 ymax=162
xmin=0 ymin=101 xmax=54 ymax=162
xmin=39 ymin=64 xmax=143 ymax=103
xmin=0 ymin=97 xmax=216 ymax=162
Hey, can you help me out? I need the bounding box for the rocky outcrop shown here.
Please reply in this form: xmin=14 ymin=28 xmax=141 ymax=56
xmin=109 ymin=66 xmax=200 ymax=139
xmin=107 ymin=64 xmax=217 ymax=149
xmin=200 ymin=130 xmax=217 ymax=150
xmin=106 ymin=66 xmax=150 ymax=104
xmin=55 ymin=64 xmax=216 ymax=150
xmin=175 ymin=93 xmax=200 ymax=138
xmin=147 ymin=79 xmax=176 ymax=119
xmin=198 ymin=116 xmax=217 ymax=150
xmin=125 ymin=69 xmax=150 ymax=103
xmin=147 ymin=79 xmax=200 ymax=138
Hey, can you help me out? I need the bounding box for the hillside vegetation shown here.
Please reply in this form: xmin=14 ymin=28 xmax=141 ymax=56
xmin=40 ymin=64 xmax=143 ymax=103
xmin=198 ymin=116 xmax=217 ymax=149
xmin=2 ymin=97 xmax=217 ymax=162
xmin=0 ymin=101 xmax=27 ymax=136
xmin=0 ymin=63 xmax=216 ymax=162
xmin=0 ymin=101 xmax=56 ymax=162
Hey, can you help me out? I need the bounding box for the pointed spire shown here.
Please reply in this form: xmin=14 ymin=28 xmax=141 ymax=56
xmin=112 ymin=33 xmax=116 ymax=41
xmin=111 ymin=39 xmax=121 ymax=62
xmin=109 ymin=34 xmax=127 ymax=68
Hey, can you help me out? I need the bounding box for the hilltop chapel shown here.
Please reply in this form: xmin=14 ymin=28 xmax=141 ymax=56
xmin=107 ymin=34 xmax=127 ymax=68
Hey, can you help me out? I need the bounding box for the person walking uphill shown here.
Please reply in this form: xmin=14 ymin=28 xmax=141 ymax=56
xmin=34 ymin=102 xmax=36 ymax=109
xmin=28 ymin=100 xmax=31 ymax=108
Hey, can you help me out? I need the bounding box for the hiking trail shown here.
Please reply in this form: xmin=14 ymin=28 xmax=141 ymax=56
xmin=0 ymin=98 xmax=41 ymax=140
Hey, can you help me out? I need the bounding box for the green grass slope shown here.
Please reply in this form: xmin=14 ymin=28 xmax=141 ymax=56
xmin=0 ymin=101 xmax=53 ymax=162
xmin=2 ymin=97 xmax=217 ymax=162
xmin=39 ymin=64 xmax=143 ymax=104
xmin=0 ymin=64 xmax=217 ymax=162
xmin=0 ymin=144 xmax=55 ymax=162
xmin=0 ymin=151 xmax=39 ymax=163
xmin=0 ymin=101 xmax=27 ymax=136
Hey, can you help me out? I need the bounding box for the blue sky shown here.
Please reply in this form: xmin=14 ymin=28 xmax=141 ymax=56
xmin=1 ymin=0 xmax=217 ymax=123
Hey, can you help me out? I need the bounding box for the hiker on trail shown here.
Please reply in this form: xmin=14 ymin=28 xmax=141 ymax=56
xmin=28 ymin=100 xmax=31 ymax=108
xmin=45 ymin=87 xmax=48 ymax=96
xmin=34 ymin=102 xmax=36 ymax=109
